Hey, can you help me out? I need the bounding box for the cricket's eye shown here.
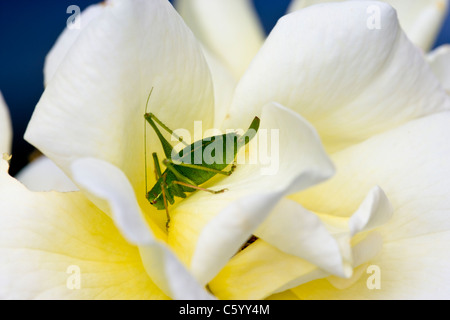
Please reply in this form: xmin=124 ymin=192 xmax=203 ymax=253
xmin=150 ymin=195 xmax=158 ymax=205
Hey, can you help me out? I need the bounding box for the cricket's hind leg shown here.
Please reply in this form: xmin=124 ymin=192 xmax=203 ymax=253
xmin=163 ymin=159 xmax=229 ymax=195
xmin=171 ymin=180 xmax=228 ymax=195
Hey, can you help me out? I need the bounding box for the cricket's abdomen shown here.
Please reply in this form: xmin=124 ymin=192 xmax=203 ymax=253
xmin=173 ymin=133 xmax=240 ymax=185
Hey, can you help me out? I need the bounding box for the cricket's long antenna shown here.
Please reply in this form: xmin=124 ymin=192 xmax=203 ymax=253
xmin=144 ymin=87 xmax=154 ymax=196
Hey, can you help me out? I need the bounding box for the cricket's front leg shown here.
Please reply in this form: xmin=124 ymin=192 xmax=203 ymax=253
xmin=152 ymin=152 xmax=163 ymax=180
xmin=145 ymin=112 xmax=188 ymax=146
xmin=171 ymin=181 xmax=228 ymax=195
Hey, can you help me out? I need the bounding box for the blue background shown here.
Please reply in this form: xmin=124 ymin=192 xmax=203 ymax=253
xmin=1 ymin=0 xmax=450 ymax=174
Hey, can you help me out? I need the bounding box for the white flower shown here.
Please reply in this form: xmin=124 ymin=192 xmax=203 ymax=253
xmin=2 ymin=0 xmax=450 ymax=300
xmin=1 ymin=0 xmax=338 ymax=299
xmin=177 ymin=0 xmax=450 ymax=299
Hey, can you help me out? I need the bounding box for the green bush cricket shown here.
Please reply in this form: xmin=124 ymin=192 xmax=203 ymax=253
xmin=143 ymin=89 xmax=260 ymax=229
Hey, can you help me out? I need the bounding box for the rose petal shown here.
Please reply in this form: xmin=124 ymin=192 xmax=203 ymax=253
xmin=209 ymin=185 xmax=391 ymax=299
xmin=266 ymin=290 xmax=299 ymax=300
xmin=291 ymin=230 xmax=450 ymax=299
xmin=254 ymin=199 xmax=349 ymax=278
xmin=324 ymin=232 xmax=383 ymax=290
xmin=289 ymin=112 xmax=450 ymax=299
xmin=380 ymin=0 xmax=448 ymax=51
xmin=44 ymin=3 xmax=106 ymax=85
xmin=176 ymin=0 xmax=265 ymax=78
xmin=208 ymin=239 xmax=327 ymax=300
xmin=0 ymin=160 xmax=167 ymax=300
xmin=16 ymin=156 xmax=78 ymax=192
xmin=348 ymin=186 xmax=393 ymax=236
xmin=201 ymin=48 xmax=237 ymax=128
xmin=427 ymin=45 xmax=450 ymax=93
xmin=259 ymin=187 xmax=392 ymax=278
xmin=71 ymin=157 xmax=214 ymax=300
xmin=168 ymin=102 xmax=335 ymax=285
xmin=25 ymin=0 xmax=215 ymax=230
xmin=229 ymin=1 xmax=450 ymax=152
xmin=288 ymin=0 xmax=449 ymax=51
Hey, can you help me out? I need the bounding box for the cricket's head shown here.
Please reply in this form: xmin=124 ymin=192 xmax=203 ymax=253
xmin=146 ymin=191 xmax=166 ymax=210
xmin=237 ymin=116 xmax=260 ymax=147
